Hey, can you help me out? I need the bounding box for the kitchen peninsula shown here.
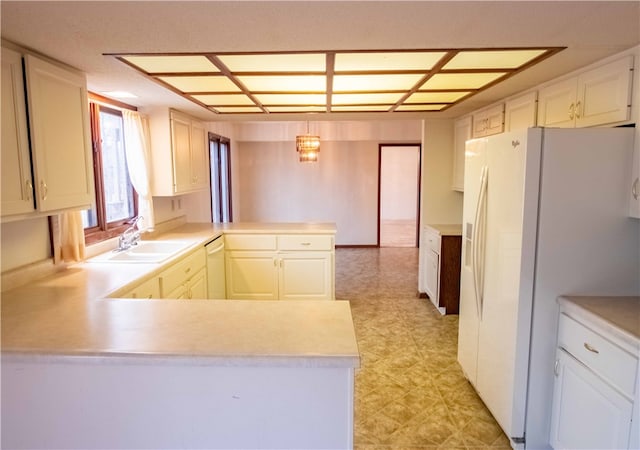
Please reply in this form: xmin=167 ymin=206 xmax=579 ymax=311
xmin=1 ymin=223 xmax=359 ymax=450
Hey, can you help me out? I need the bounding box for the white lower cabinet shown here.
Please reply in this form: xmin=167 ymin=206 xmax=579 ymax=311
xmin=160 ymin=248 xmax=207 ymax=299
xmin=550 ymin=312 xmax=638 ymax=449
xmin=225 ymin=233 xmax=335 ymax=300
xmin=278 ymin=252 xmax=333 ymax=300
xmin=551 ymin=348 xmax=633 ymax=450
xmin=225 ymin=250 xmax=279 ymax=300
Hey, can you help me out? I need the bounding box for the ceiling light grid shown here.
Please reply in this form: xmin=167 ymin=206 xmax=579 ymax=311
xmin=113 ymin=47 xmax=563 ymax=115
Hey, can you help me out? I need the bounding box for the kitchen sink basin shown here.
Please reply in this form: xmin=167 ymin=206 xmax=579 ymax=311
xmin=126 ymin=241 xmax=190 ymax=254
xmin=87 ymin=240 xmax=192 ymax=264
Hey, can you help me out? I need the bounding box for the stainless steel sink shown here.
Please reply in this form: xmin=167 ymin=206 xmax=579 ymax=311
xmin=87 ymin=240 xmax=191 ymax=264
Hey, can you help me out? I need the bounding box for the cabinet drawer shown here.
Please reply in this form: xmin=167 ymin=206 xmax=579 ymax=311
xmin=558 ymin=313 xmax=638 ymax=397
xmin=424 ymin=229 xmax=441 ymax=254
xmin=225 ymin=234 xmax=277 ymax=250
xmin=277 ymin=234 xmax=333 ymax=251
xmin=160 ymin=249 xmax=206 ymax=296
xmin=124 ymin=277 xmax=160 ymax=299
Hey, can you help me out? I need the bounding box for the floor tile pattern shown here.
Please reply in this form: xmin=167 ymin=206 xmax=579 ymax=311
xmin=335 ymin=247 xmax=510 ymax=450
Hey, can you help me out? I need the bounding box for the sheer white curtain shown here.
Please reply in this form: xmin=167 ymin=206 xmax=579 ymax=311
xmin=122 ymin=110 xmax=155 ymax=232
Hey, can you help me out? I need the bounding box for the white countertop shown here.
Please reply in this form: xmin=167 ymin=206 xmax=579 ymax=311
xmin=1 ymin=222 xmax=358 ymax=368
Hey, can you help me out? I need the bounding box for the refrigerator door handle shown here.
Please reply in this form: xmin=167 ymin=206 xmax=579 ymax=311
xmin=472 ymin=165 xmax=489 ymax=319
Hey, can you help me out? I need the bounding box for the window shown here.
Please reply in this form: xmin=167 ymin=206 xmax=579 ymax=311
xmin=83 ymin=100 xmax=138 ymax=244
xmin=210 ymin=132 xmax=232 ymax=223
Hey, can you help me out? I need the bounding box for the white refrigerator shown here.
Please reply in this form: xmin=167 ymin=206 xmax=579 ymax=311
xmin=457 ymin=127 xmax=640 ymax=449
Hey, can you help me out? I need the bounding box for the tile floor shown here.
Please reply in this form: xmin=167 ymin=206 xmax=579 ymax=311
xmin=335 ymin=247 xmax=511 ymax=450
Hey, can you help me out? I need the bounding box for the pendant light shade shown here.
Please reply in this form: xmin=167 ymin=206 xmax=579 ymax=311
xmin=296 ymin=122 xmax=320 ymax=162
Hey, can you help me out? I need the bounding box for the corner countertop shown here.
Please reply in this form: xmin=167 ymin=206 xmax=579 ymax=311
xmin=558 ymin=296 xmax=640 ymax=346
xmin=1 ymin=222 xmax=358 ymax=368
xmin=425 ymin=224 xmax=463 ymax=236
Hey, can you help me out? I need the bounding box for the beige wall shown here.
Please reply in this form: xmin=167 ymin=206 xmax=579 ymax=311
xmin=231 ymin=120 xmax=422 ymax=245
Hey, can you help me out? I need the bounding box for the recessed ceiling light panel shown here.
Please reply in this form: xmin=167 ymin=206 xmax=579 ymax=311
xmin=158 ymin=76 xmax=240 ymax=92
xmin=334 ymin=51 xmax=446 ymax=71
xmin=218 ymin=53 xmax=325 ymax=72
xmin=443 ymin=49 xmax=547 ymax=70
xmin=238 ymin=75 xmax=326 ymax=92
xmin=333 ymin=74 xmax=425 ymax=92
xmin=421 ymin=72 xmax=507 ymax=90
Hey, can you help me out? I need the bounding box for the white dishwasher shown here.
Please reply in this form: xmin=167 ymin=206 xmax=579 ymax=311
xmin=205 ymin=235 xmax=226 ymax=299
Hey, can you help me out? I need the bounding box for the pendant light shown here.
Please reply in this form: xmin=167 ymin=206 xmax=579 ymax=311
xmin=296 ymin=121 xmax=320 ymax=162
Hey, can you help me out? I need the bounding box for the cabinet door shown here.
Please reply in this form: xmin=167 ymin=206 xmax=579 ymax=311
xmin=576 ymin=56 xmax=633 ymax=127
xmin=452 ymin=117 xmax=471 ymax=192
xmin=1 ymin=48 xmax=34 ymax=216
xmin=190 ymin=120 xmax=209 ymax=190
xmin=225 ymin=251 xmax=278 ymax=300
xmin=170 ymin=112 xmax=192 ymax=194
xmin=278 ymin=252 xmax=333 ymax=300
xmin=188 ymin=268 xmax=207 ymax=299
xmin=24 ymin=55 xmax=94 ymax=212
xmin=504 ymin=92 xmax=537 ymax=131
xmin=472 ymin=104 xmax=504 ymax=138
xmin=550 ymin=349 xmax=633 ymax=450
xmin=537 ymin=77 xmax=578 ymax=128
xmin=425 ymin=249 xmax=439 ymax=305
xmin=164 ymin=283 xmax=188 ymax=300
xmin=123 ymin=277 xmax=161 ymax=299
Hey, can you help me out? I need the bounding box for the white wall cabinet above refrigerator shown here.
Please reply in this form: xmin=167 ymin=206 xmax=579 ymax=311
xmin=1 ymin=46 xmax=94 ymax=219
xmin=472 ymin=104 xmax=504 ymax=138
xmin=504 ymin=92 xmax=538 ymax=132
xmin=537 ymin=56 xmax=633 ymax=128
xmin=148 ymin=108 xmax=209 ymax=196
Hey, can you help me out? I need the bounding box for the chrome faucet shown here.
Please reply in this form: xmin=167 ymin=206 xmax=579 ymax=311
xmin=116 ymin=216 xmax=143 ymax=252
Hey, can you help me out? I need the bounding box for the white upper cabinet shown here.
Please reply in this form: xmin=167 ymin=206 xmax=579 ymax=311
xmin=25 ymin=55 xmax=94 ymax=212
xmin=1 ymin=47 xmax=34 ymax=216
xmin=472 ymin=103 xmax=504 ymax=138
xmin=451 ymin=116 xmax=471 ymax=192
xmin=148 ymin=108 xmax=210 ymax=196
xmin=538 ymin=56 xmax=633 ymax=128
xmin=1 ymin=48 xmax=94 ymax=218
xmin=504 ymin=92 xmax=537 ymax=131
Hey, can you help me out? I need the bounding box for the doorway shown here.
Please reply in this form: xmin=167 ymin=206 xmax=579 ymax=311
xmin=209 ymin=132 xmax=232 ymax=223
xmin=378 ymin=144 xmax=421 ymax=247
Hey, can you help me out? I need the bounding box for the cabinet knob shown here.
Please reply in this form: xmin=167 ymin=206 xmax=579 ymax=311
xmin=25 ymin=180 xmax=33 ymax=200
xmin=568 ymin=103 xmax=575 ymax=120
xmin=575 ymin=101 xmax=582 ymax=119
xmin=40 ymin=180 xmax=48 ymax=200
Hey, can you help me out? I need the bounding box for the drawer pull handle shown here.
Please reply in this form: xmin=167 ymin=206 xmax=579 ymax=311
xmin=300 ymin=242 xmax=311 ymax=246
xmin=554 ymin=359 xmax=559 ymax=377
xmin=185 ymin=267 xmax=191 ymax=274
xmin=583 ymin=342 xmax=599 ymax=354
